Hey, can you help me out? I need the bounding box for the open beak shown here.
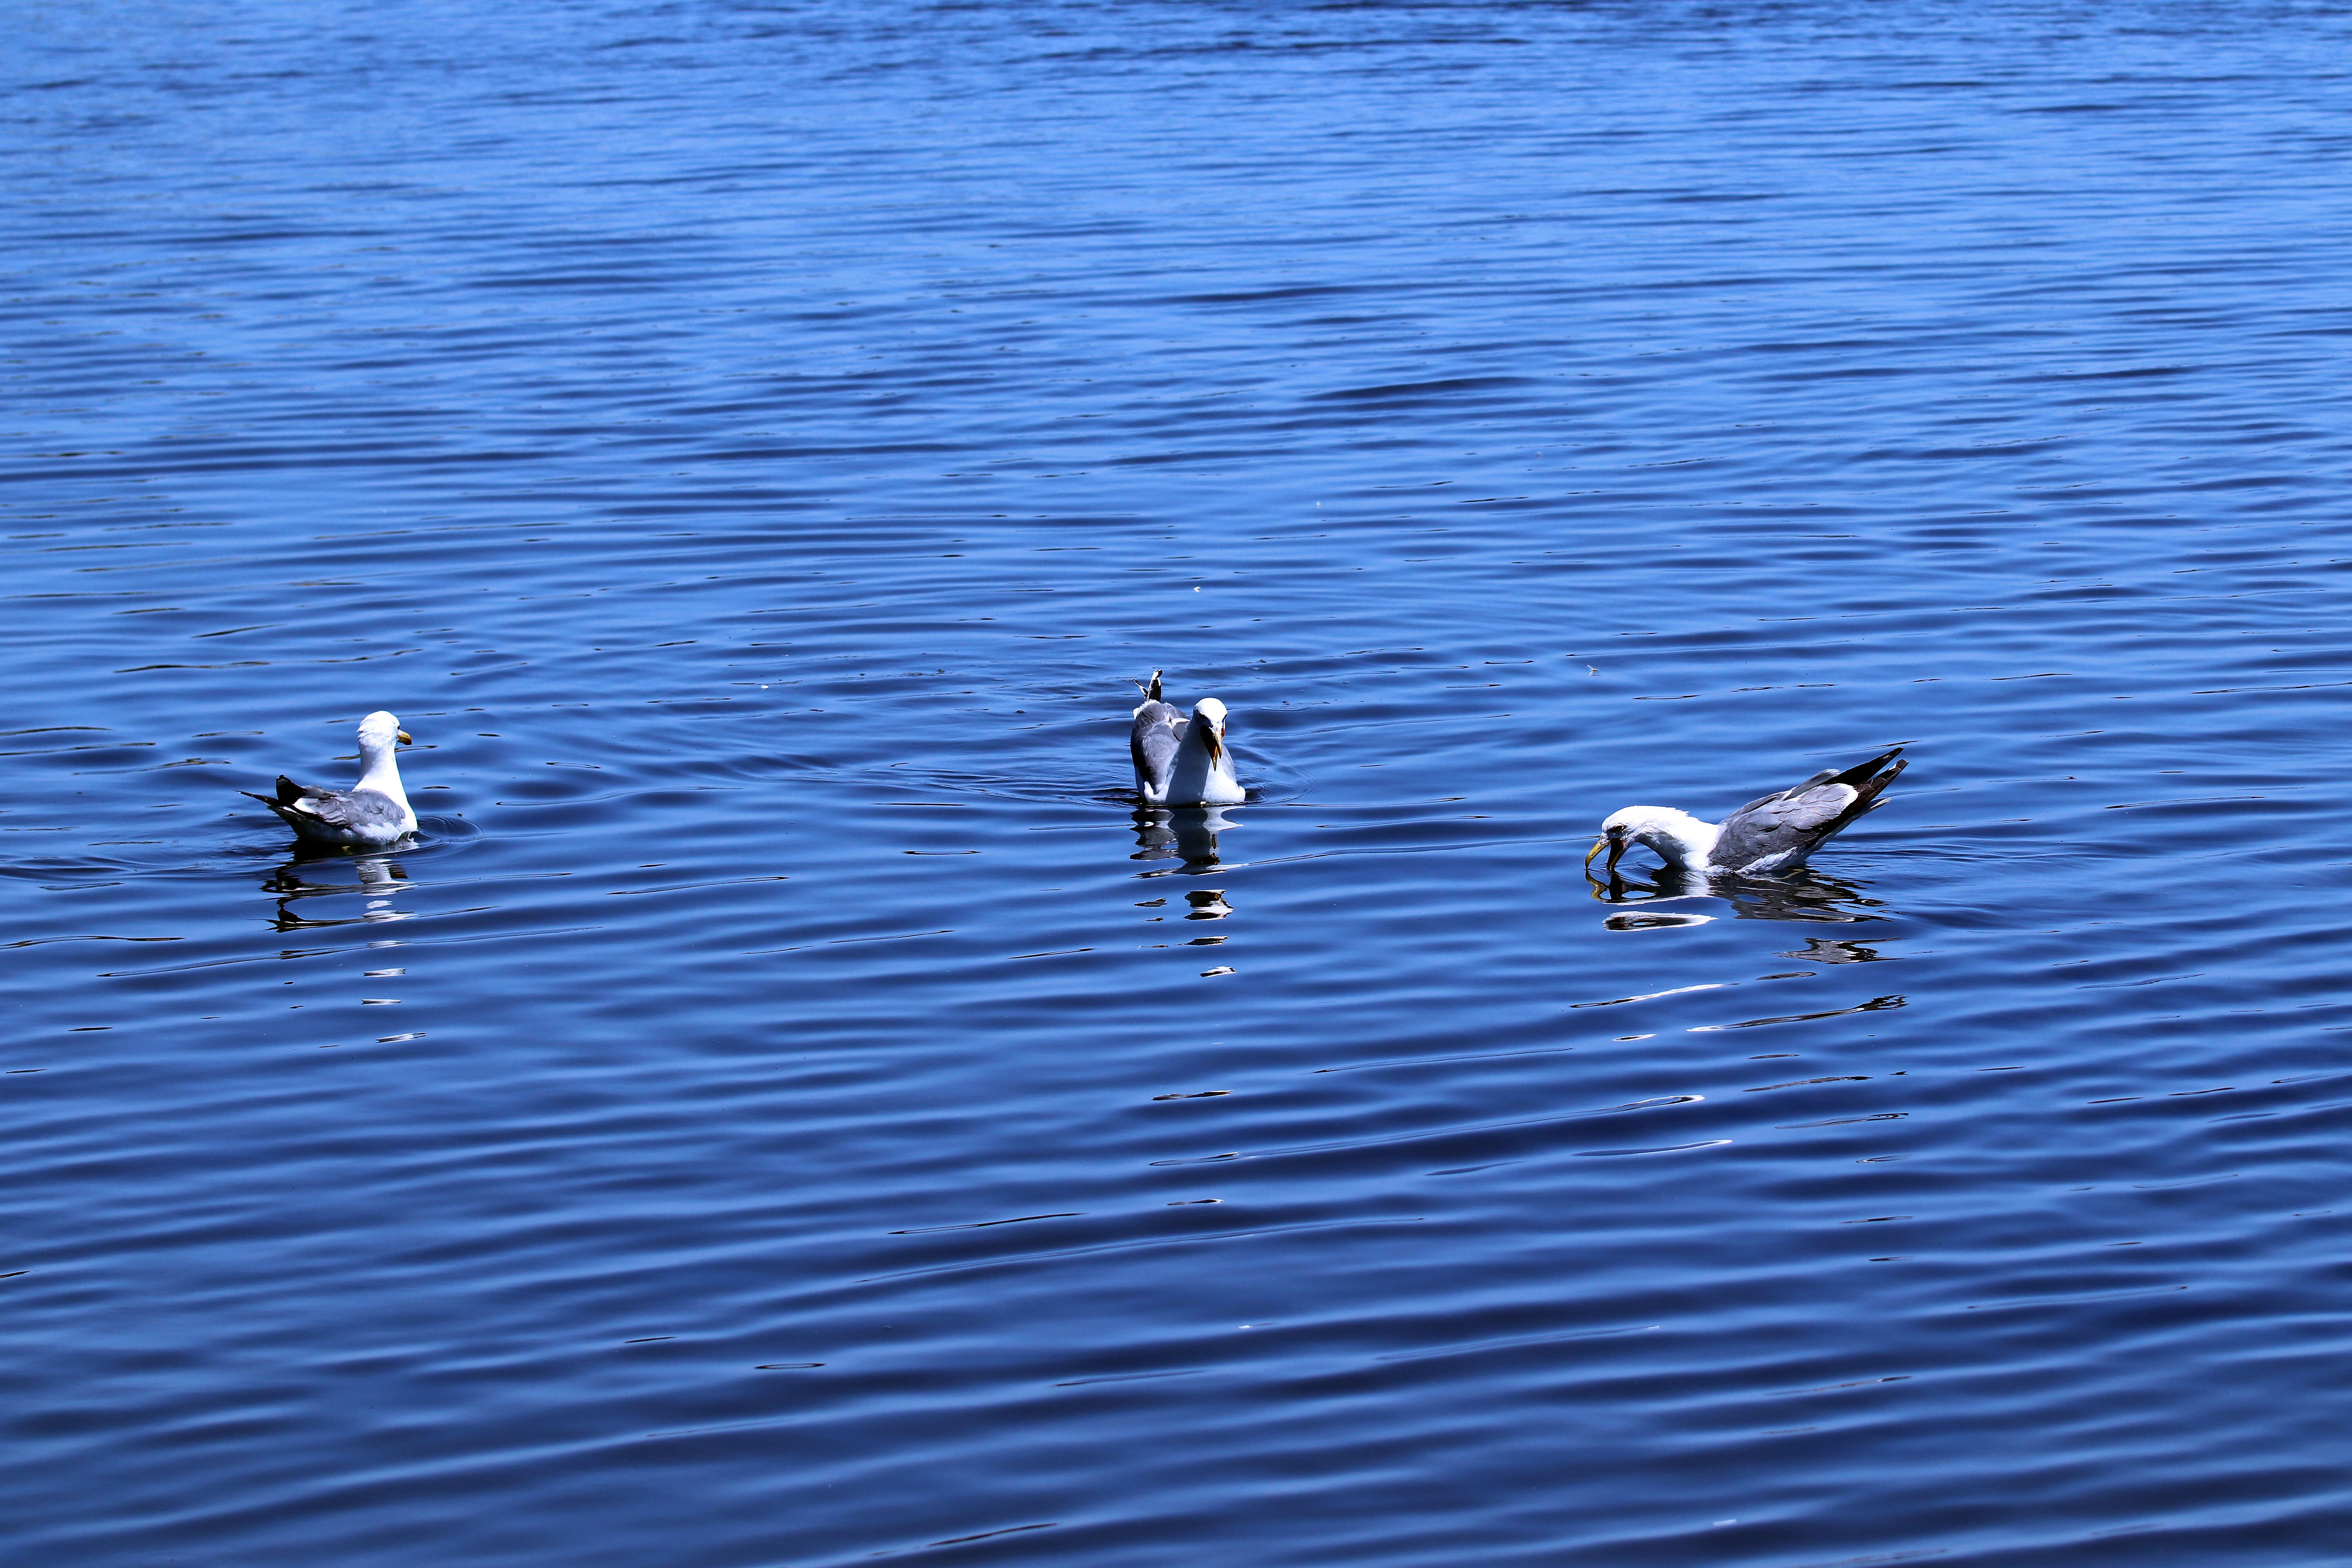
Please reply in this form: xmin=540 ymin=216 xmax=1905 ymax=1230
xmin=396 ymin=730 xmax=414 ymax=745
xmin=1584 ymin=831 xmax=1626 ymax=878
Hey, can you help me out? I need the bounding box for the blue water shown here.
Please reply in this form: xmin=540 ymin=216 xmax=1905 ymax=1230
xmin=9 ymin=2 xmax=2352 ymax=1563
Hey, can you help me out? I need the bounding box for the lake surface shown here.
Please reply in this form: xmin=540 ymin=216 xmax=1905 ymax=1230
xmin=8 ymin=2 xmax=2352 ymax=1563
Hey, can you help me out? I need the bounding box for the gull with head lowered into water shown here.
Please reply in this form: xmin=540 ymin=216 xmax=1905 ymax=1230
xmin=1588 ymin=746 xmax=1906 ymax=878
xmin=1129 ymin=671 xmax=1245 ymax=807
xmin=242 ymin=710 xmax=418 ymax=849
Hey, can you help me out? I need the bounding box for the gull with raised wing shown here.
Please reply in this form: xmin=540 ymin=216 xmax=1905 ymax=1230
xmin=1129 ymin=671 xmax=1245 ymax=806
xmin=243 ymin=710 xmax=419 ymax=848
xmin=1587 ymin=747 xmax=1906 ymax=878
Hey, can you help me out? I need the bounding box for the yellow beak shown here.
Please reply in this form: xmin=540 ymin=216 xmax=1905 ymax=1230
xmin=396 ymin=730 xmax=414 ymax=745
xmin=1584 ymin=836 xmax=1608 ymax=868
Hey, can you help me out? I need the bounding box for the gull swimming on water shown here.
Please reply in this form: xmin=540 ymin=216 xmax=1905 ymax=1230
xmin=1587 ymin=747 xmax=1906 ymax=878
xmin=242 ymin=710 xmax=418 ymax=848
xmin=1130 ymin=671 xmax=1245 ymax=806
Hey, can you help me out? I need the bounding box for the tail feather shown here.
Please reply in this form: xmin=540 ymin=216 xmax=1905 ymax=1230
xmin=1840 ymin=756 xmax=1907 ymax=824
xmin=241 ymin=791 xmax=301 ymax=823
xmin=1805 ymin=755 xmax=1907 ymax=857
xmin=1824 ymin=746 xmax=1905 ymax=794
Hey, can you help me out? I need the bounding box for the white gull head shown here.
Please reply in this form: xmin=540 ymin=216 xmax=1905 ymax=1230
xmin=344 ymin=710 xmax=416 ymax=832
xmin=1590 ymin=806 xmax=1720 ymax=875
xmin=1169 ymin=697 xmax=1243 ymax=805
xmin=354 ymin=711 xmax=411 ymax=792
xmin=356 ymin=709 xmax=404 ymax=755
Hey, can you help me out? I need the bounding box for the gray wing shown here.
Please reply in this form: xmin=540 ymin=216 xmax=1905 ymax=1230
xmin=1726 ymin=766 xmax=1844 ymax=819
xmin=244 ymin=776 xmax=405 ymax=836
xmin=1715 ymin=785 xmax=1864 ymax=870
xmin=293 ymin=786 xmax=406 ymax=833
xmin=1129 ymin=700 xmax=1187 ymax=795
xmin=1714 ymin=748 xmax=1906 ymax=871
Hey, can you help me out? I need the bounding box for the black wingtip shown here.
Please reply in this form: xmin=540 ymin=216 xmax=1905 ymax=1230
xmin=241 ymin=791 xmax=296 ymax=820
xmin=1824 ymin=746 xmax=1906 ymax=792
xmin=1133 ymin=670 xmax=1163 ymax=702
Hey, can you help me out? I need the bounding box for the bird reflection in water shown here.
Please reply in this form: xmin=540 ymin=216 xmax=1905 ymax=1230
xmin=1129 ymin=808 xmax=1237 ymax=947
xmin=1778 ymin=934 xmax=1893 ymax=965
xmin=1591 ymin=861 xmax=1891 ymax=943
xmin=1130 ymin=805 xmax=1238 ymax=875
xmin=263 ymin=850 xmax=414 ymax=933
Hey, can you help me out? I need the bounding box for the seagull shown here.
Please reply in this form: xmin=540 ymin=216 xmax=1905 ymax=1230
xmin=1586 ymin=747 xmax=1906 ymax=877
xmin=1129 ymin=671 xmax=1245 ymax=806
xmin=242 ymin=710 xmax=419 ymax=848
